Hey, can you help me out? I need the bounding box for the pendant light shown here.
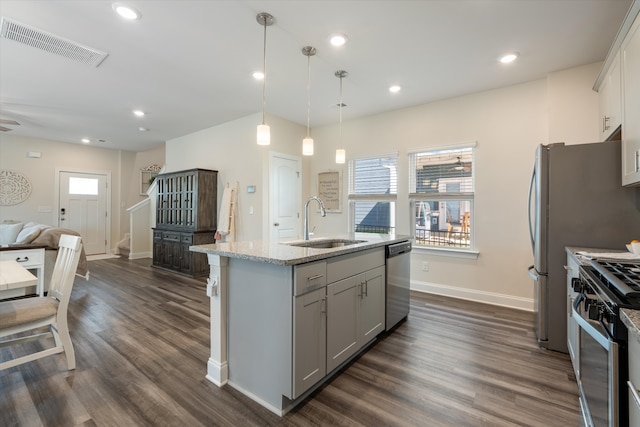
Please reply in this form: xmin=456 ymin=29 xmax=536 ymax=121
xmin=302 ymin=46 xmax=316 ymax=156
xmin=256 ymin=13 xmax=274 ymax=146
xmin=335 ymin=70 xmax=348 ymax=164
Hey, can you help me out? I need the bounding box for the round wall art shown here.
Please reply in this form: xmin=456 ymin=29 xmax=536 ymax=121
xmin=0 ymin=170 xmax=32 ymax=206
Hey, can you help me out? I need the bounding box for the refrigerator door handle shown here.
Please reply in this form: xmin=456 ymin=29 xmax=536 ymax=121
xmin=529 ymin=266 xmax=548 ymax=342
xmin=528 ymin=166 xmax=536 ymax=252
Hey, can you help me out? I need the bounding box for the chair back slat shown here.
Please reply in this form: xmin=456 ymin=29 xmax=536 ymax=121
xmin=48 ymin=235 xmax=82 ymax=301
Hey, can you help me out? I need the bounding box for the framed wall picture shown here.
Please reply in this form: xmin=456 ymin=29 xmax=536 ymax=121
xmin=140 ymin=164 xmax=162 ymax=195
xmin=318 ymin=171 xmax=341 ymax=212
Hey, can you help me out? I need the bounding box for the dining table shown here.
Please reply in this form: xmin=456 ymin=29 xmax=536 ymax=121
xmin=0 ymin=259 xmax=39 ymax=297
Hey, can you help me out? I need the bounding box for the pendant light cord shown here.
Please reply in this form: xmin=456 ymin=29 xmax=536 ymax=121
xmin=262 ymin=20 xmax=267 ymax=125
xmin=339 ymin=74 xmax=343 ymax=146
xmin=306 ymin=54 xmax=311 ymax=138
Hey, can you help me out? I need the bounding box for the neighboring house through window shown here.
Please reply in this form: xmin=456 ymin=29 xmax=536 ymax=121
xmin=348 ymin=154 xmax=398 ymax=234
xmin=409 ymin=144 xmax=475 ymax=249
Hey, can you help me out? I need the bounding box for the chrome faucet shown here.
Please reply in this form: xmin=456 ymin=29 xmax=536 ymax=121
xmin=304 ymin=196 xmax=326 ymax=240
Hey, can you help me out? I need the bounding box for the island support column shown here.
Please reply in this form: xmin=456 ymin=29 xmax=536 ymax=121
xmin=205 ymin=254 xmax=229 ymax=386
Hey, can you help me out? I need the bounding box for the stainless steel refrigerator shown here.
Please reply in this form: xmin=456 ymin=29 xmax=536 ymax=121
xmin=527 ymin=141 xmax=640 ymax=353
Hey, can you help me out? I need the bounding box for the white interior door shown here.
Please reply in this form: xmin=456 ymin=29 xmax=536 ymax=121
xmin=269 ymin=153 xmax=301 ymax=242
xmin=59 ymin=171 xmax=108 ymax=255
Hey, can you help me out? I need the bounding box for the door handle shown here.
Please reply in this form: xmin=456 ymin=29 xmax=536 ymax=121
xmin=273 ymin=222 xmax=279 ymax=227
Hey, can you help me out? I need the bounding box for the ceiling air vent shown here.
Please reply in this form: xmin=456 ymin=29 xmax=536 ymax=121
xmin=0 ymin=17 xmax=108 ymax=67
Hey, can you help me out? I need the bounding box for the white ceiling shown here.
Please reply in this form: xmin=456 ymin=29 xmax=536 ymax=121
xmin=0 ymin=0 xmax=633 ymax=152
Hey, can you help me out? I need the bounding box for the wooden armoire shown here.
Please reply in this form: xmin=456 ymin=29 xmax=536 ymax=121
xmin=152 ymin=168 xmax=217 ymax=276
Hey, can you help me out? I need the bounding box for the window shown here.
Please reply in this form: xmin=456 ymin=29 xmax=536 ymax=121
xmin=410 ymin=144 xmax=474 ymax=248
xmin=68 ymin=177 xmax=98 ymax=195
xmin=348 ymin=154 xmax=397 ymax=234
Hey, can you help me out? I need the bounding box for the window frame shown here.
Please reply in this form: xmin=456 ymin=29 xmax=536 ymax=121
xmin=409 ymin=143 xmax=477 ymax=254
xmin=348 ymin=153 xmax=398 ymax=235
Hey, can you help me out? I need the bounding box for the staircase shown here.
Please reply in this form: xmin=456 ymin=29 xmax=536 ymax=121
xmin=120 ymin=169 xmax=160 ymax=259
xmin=117 ymin=233 xmax=130 ymax=258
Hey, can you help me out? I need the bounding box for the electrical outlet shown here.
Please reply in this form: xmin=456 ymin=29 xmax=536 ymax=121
xmin=421 ymin=261 xmax=429 ymax=272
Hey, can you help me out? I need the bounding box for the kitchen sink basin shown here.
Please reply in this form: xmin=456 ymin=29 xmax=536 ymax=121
xmin=285 ymin=239 xmax=366 ymax=248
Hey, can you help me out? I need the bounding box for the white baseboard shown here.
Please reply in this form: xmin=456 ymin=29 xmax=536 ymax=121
xmin=206 ymin=357 xmax=228 ymax=387
xmin=128 ymin=251 xmax=152 ymax=260
xmin=411 ymin=279 xmax=534 ymax=312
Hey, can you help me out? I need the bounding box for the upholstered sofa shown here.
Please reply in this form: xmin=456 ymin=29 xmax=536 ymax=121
xmin=0 ymin=222 xmax=88 ymax=294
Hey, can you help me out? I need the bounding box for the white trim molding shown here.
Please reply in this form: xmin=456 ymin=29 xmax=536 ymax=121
xmin=411 ymin=279 xmax=533 ymax=312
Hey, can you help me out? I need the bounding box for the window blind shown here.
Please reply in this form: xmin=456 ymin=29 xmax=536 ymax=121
xmin=348 ymin=155 xmax=398 ymax=198
xmin=409 ymin=147 xmax=473 ymax=198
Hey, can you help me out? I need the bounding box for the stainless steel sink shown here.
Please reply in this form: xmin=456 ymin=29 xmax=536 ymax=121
xmin=285 ymin=239 xmax=366 ymax=248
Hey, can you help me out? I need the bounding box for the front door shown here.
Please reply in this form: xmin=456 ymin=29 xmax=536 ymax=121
xmin=59 ymin=171 xmax=108 ymax=255
xmin=269 ymin=153 xmax=301 ymax=242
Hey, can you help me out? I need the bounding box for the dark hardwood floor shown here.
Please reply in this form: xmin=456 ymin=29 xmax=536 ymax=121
xmin=1 ymin=257 xmax=580 ymax=426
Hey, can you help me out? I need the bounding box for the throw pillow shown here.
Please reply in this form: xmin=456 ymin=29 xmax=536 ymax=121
xmin=0 ymin=222 xmax=24 ymax=245
xmin=15 ymin=224 xmax=46 ymax=244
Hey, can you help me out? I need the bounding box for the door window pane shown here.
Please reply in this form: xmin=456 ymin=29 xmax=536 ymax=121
xmin=69 ymin=177 xmax=98 ymax=195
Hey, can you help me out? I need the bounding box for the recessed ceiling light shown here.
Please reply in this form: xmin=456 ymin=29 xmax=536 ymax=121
xmin=252 ymin=71 xmax=264 ymax=80
xmin=329 ymin=33 xmax=348 ymax=47
xmin=499 ymin=52 xmax=519 ymax=64
xmin=112 ymin=3 xmax=142 ymax=20
xmin=133 ymin=109 xmax=145 ymax=117
xmin=389 ymin=85 xmax=401 ymax=93
xmin=139 ymin=127 xmax=148 ymax=132
xmin=81 ymin=138 xmax=90 ymax=143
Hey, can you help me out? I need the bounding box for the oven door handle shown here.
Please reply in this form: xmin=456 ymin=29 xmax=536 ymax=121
xmin=571 ymin=299 xmax=615 ymax=350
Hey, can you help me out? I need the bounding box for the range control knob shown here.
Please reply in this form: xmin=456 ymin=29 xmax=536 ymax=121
xmin=587 ymin=301 xmax=602 ymax=320
xmin=571 ymin=278 xmax=582 ymax=292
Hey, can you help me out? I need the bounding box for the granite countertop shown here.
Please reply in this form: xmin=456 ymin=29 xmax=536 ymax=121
xmin=622 ymin=309 xmax=640 ymax=343
xmin=566 ymin=246 xmax=640 ymax=342
xmin=190 ymin=233 xmax=411 ymax=266
xmin=566 ymin=246 xmax=634 ymax=264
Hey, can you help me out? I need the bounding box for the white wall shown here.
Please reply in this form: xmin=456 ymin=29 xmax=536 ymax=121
xmin=165 ymin=112 xmax=306 ymax=242
xmin=0 ymin=134 xmax=137 ymax=250
xmin=547 ymin=62 xmax=602 ymax=144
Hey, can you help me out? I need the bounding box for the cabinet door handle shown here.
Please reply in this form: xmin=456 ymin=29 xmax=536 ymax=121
xmin=321 ymin=297 xmax=327 ymax=315
xmin=364 ymin=281 xmax=368 ymax=297
xmin=16 ymin=256 xmax=29 ymax=262
xmin=307 ymin=274 xmax=324 ymax=281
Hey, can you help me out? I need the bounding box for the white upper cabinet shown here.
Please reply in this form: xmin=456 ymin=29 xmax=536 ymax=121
xmin=595 ymin=1 xmax=640 ymax=186
xmin=622 ymin=11 xmax=640 ymax=186
xmin=598 ymin=52 xmax=621 ymax=141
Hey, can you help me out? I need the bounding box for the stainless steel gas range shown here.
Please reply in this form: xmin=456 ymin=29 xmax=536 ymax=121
xmin=572 ymin=259 xmax=640 ymax=427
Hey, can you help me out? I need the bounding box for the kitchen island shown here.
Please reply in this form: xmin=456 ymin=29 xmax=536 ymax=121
xmin=190 ymin=233 xmax=410 ymax=415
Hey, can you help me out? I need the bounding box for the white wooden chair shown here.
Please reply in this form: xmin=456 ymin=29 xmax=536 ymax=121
xmin=0 ymin=234 xmax=82 ymax=371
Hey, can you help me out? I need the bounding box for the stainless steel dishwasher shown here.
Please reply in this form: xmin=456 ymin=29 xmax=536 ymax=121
xmin=385 ymin=240 xmax=411 ymax=331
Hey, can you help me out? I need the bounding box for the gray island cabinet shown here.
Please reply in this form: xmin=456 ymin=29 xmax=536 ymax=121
xmin=191 ymin=234 xmax=408 ymax=416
